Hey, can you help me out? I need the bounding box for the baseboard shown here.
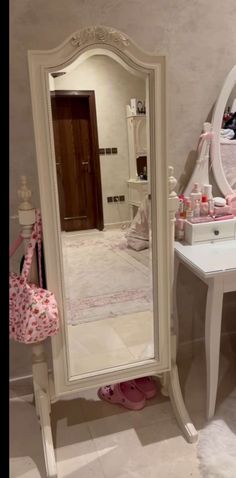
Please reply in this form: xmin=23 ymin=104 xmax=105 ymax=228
xmin=104 ymin=221 xmax=130 ymax=230
xmin=10 ymin=370 xmax=53 ymax=399
xmin=10 ymin=374 xmax=34 ymax=398
xmin=178 ymin=331 xmax=236 ymax=360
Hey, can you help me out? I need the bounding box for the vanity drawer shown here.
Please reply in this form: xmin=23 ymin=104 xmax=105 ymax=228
xmin=185 ymin=218 xmax=236 ymax=244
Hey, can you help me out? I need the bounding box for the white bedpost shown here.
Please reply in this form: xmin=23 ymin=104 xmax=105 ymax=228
xmin=17 ymin=176 xmax=57 ymax=478
xmin=160 ymin=166 xmax=198 ymax=443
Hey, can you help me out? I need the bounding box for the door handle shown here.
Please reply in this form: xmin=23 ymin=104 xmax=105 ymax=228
xmin=82 ymin=161 xmax=91 ymax=173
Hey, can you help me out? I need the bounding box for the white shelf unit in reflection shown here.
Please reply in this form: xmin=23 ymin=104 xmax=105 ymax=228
xmin=126 ymin=105 xmax=149 ymax=218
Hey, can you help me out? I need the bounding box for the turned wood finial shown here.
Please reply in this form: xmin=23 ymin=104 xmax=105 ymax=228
xmin=18 ymin=175 xmax=32 ymax=210
xmin=17 ymin=175 xmax=35 ymax=227
xmin=168 ymin=166 xmax=177 ymax=198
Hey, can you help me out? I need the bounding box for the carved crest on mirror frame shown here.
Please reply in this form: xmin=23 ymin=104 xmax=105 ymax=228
xmin=70 ymin=26 xmax=130 ymax=49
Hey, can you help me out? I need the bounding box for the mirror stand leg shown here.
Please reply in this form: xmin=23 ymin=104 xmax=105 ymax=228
xmin=164 ymin=363 xmax=198 ymax=444
xmin=32 ymin=344 xmax=57 ymax=478
xmin=158 ymin=373 xmax=169 ymax=397
xmin=163 ymin=335 xmax=198 ymax=444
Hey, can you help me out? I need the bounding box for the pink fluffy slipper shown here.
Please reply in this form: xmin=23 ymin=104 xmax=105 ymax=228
xmin=134 ymin=376 xmax=158 ymax=399
xmin=98 ymin=382 xmax=146 ymax=410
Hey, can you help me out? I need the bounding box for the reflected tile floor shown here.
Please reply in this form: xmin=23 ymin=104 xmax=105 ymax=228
xmin=62 ymin=229 xmax=154 ymax=377
xmin=10 ymin=334 xmax=236 ymax=478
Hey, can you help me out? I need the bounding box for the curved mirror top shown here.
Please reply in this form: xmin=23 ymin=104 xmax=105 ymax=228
xmin=211 ymin=65 xmax=236 ymax=195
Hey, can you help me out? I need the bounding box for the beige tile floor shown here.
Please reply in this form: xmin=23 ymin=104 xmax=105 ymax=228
xmin=10 ymin=333 xmax=236 ymax=478
xmin=67 ymin=311 xmax=154 ymax=377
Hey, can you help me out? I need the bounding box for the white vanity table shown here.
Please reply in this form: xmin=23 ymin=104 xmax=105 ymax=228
xmin=174 ymin=239 xmax=236 ymax=420
xmin=177 ymin=64 xmax=236 ymax=421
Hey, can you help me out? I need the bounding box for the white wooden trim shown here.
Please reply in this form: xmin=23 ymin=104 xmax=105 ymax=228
xmin=28 ymin=26 xmax=171 ymax=395
xmin=211 ymin=64 xmax=236 ymax=196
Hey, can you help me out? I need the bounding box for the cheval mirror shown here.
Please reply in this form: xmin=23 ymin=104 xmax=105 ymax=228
xmin=26 ymin=26 xmax=197 ymax=478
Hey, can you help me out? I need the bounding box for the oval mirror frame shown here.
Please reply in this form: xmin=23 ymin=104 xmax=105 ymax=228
xmin=211 ymin=64 xmax=236 ymax=196
xmin=28 ymin=26 xmax=171 ymax=396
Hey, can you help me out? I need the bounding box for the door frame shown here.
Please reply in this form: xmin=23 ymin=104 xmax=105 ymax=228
xmin=50 ymin=89 xmax=104 ymax=231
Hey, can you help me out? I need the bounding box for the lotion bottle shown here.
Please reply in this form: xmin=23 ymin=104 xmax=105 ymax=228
xmin=190 ymin=182 xmax=202 ymax=205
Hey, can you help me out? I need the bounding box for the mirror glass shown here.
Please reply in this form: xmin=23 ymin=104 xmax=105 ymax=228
xmin=220 ymin=83 xmax=236 ymax=190
xmin=49 ymin=53 xmax=155 ymax=377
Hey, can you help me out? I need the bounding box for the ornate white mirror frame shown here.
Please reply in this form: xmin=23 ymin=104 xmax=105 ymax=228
xmin=28 ymin=25 xmax=171 ymax=393
xmin=27 ymin=26 xmax=197 ymax=477
xmin=211 ymin=64 xmax=236 ymax=196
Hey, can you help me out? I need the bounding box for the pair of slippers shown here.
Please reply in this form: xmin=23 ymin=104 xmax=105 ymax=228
xmin=98 ymin=376 xmax=157 ymax=410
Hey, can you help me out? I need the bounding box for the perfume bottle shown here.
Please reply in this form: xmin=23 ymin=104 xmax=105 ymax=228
xmin=203 ymin=184 xmax=213 ymax=200
xmin=208 ymin=198 xmax=214 ymax=216
xmin=200 ymin=195 xmax=209 ymax=216
xmin=176 ymin=218 xmax=185 ymax=241
xmin=185 ymin=199 xmax=193 ymax=219
xmin=193 ymin=199 xmax=200 ymax=217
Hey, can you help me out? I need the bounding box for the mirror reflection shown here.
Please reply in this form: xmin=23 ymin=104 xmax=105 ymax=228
xmin=220 ymin=84 xmax=236 ymax=190
xmin=49 ymin=54 xmax=154 ymax=377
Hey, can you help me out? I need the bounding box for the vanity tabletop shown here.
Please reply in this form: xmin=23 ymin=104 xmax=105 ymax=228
xmin=174 ymin=240 xmax=236 ymax=277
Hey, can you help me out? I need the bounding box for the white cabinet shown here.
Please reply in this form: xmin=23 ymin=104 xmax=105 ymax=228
xmin=127 ymin=178 xmax=149 ymax=218
xmin=126 ymin=109 xmax=149 ymax=217
xmin=127 ymin=112 xmax=147 ymax=178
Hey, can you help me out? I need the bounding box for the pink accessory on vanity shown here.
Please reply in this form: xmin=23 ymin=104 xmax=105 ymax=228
xmin=9 ymin=210 xmax=59 ymax=344
xmin=226 ymin=193 xmax=236 ymax=216
xmin=214 ymin=214 xmax=235 ymax=221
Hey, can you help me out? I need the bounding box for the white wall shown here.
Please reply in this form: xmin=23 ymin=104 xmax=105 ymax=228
xmin=10 ymin=0 xmax=236 ymax=380
xmin=52 ymin=55 xmax=146 ymax=225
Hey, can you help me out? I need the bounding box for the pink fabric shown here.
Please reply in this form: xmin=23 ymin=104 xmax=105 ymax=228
xmin=9 ymin=210 xmax=59 ymax=344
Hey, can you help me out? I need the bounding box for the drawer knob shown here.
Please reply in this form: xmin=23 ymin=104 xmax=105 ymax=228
xmin=214 ymin=230 xmax=220 ymax=236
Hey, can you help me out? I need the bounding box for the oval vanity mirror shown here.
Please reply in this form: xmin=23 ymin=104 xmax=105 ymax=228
xmin=211 ymin=64 xmax=236 ymax=195
xmin=28 ymin=26 xmax=171 ymax=395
